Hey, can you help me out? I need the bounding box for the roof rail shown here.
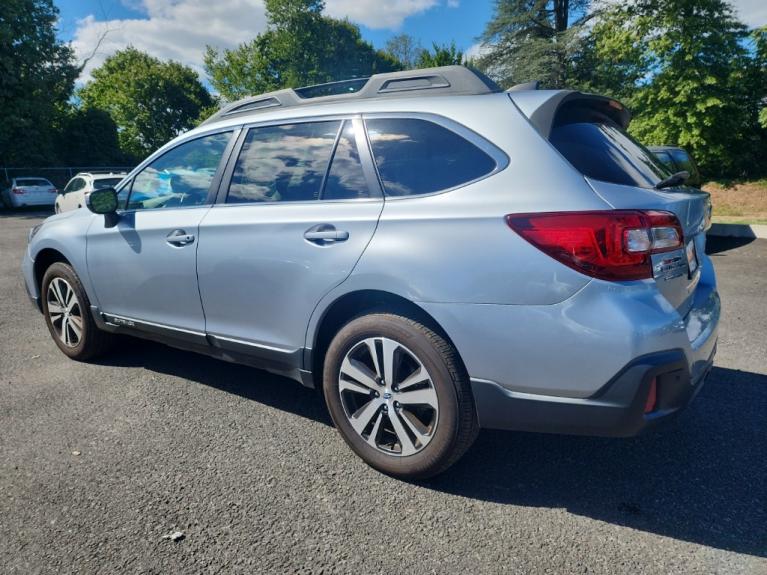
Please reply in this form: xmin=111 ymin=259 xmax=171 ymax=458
xmin=201 ymin=65 xmax=502 ymax=126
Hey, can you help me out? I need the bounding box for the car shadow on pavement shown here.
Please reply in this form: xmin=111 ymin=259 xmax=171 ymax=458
xmin=98 ymin=338 xmax=333 ymax=426
xmin=426 ymin=366 xmax=767 ymax=558
xmin=99 ymin=341 xmax=765 ymax=557
xmin=706 ymin=236 xmax=756 ymax=255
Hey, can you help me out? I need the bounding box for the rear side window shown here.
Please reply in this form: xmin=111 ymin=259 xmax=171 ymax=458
xmin=322 ymin=122 xmax=369 ymax=200
xmin=365 ymin=118 xmax=497 ymax=197
xmin=17 ymin=178 xmax=49 ymax=187
xmin=228 ymin=121 xmax=340 ymax=203
xmin=669 ymin=149 xmax=694 ymax=174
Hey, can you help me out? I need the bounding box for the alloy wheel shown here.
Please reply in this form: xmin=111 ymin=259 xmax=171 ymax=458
xmin=47 ymin=277 xmax=83 ymax=347
xmin=338 ymin=337 xmax=439 ymax=457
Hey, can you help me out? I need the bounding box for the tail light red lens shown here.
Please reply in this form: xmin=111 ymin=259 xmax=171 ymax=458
xmin=49 ymin=188 xmax=58 ymax=193
xmin=506 ymin=210 xmax=684 ymax=281
xmin=644 ymin=377 xmax=658 ymax=413
xmin=12 ymin=187 xmax=24 ymax=195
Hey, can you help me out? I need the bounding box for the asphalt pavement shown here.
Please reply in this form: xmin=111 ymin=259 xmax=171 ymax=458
xmin=1 ymin=210 xmax=765 ymax=574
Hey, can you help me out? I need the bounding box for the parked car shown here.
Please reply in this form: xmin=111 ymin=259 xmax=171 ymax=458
xmin=2 ymin=177 xmax=57 ymax=208
xmin=22 ymin=66 xmax=719 ymax=479
xmin=649 ymin=146 xmax=702 ymax=187
xmin=55 ymin=172 xmax=127 ymax=213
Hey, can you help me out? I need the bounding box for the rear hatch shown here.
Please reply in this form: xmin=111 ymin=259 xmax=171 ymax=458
xmin=546 ymin=96 xmax=710 ymax=316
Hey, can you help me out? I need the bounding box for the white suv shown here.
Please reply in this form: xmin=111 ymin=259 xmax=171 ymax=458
xmin=55 ymin=172 xmax=127 ymax=213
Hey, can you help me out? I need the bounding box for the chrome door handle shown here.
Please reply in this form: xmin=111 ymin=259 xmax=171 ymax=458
xmin=304 ymin=225 xmax=349 ymax=244
xmin=166 ymin=229 xmax=195 ymax=246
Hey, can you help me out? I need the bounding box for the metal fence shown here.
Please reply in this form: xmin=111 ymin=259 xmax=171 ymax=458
xmin=1 ymin=167 xmax=135 ymax=190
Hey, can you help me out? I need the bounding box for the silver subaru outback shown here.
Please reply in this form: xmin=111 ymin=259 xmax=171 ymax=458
xmin=22 ymin=66 xmax=719 ymax=478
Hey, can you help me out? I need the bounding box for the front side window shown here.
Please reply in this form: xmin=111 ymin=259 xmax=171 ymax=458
xmin=127 ymin=131 xmax=232 ymax=210
xmin=228 ymin=121 xmax=341 ymax=203
xmin=365 ymin=118 xmax=497 ymax=197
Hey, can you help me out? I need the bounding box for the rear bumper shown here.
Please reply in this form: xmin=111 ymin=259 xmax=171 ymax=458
xmin=471 ymin=346 xmax=715 ymax=436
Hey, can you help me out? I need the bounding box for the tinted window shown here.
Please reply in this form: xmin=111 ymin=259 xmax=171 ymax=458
xmin=669 ymin=149 xmax=694 ymax=173
xmin=366 ymin=118 xmax=497 ymax=197
xmin=63 ymin=178 xmax=82 ymax=192
xmin=94 ymin=178 xmax=123 ymax=189
xmin=128 ymin=131 xmax=232 ymax=210
xmin=550 ymin=121 xmax=671 ymax=188
xmin=228 ymin=121 xmax=340 ymax=203
xmin=17 ymin=178 xmax=49 ymax=187
xmin=653 ymin=151 xmax=674 ymax=170
xmin=323 ymin=121 xmax=369 ymax=200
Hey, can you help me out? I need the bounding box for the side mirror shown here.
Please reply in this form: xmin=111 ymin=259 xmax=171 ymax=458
xmin=86 ymin=187 xmax=118 ymax=214
xmin=86 ymin=187 xmax=119 ymax=227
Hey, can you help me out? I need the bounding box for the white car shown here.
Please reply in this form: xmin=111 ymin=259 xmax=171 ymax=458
xmin=55 ymin=172 xmax=127 ymax=213
xmin=2 ymin=177 xmax=58 ymax=208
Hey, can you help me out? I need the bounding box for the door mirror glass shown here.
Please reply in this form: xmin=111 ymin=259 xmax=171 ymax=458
xmin=87 ymin=187 xmax=118 ymax=214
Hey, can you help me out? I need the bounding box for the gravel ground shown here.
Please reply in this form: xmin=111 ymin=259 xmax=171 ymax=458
xmin=1 ymin=211 xmax=765 ymax=574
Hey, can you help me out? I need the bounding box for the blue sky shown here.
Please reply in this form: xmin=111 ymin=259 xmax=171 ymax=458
xmin=56 ymin=0 xmax=766 ymax=86
xmin=56 ymin=0 xmax=496 ymax=84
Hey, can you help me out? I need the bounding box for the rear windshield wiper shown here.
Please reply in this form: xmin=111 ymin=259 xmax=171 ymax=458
xmin=655 ymin=171 xmax=689 ymax=190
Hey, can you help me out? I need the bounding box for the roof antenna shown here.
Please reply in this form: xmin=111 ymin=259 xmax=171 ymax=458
xmin=507 ymin=80 xmax=540 ymax=92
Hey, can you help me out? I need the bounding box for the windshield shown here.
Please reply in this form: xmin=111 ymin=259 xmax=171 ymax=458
xmin=550 ymin=120 xmax=672 ymax=189
xmin=94 ymin=178 xmax=123 ymax=189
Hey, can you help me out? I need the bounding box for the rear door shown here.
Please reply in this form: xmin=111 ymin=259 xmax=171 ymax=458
xmin=548 ymin=104 xmax=709 ymax=315
xmin=196 ymin=117 xmax=383 ymax=363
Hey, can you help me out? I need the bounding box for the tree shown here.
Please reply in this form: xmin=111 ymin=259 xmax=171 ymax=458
xmin=589 ymin=0 xmax=765 ymax=178
xmin=204 ymin=0 xmax=400 ymax=100
xmin=78 ymin=47 xmax=214 ymax=159
xmin=477 ymin=0 xmax=592 ymax=89
xmin=754 ymin=27 xmax=767 ymax=130
xmin=417 ymin=42 xmax=465 ymax=68
xmin=0 ymin=0 xmax=78 ymax=165
xmin=56 ymin=108 xmax=126 ymax=166
xmin=385 ymin=34 xmax=424 ymax=70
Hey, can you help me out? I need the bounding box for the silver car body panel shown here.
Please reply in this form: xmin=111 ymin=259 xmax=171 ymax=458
xmin=22 ymin=84 xmax=720 ymax=431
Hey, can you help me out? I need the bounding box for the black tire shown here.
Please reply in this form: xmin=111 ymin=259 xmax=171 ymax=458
xmin=323 ymin=313 xmax=478 ymax=479
xmin=41 ymin=262 xmax=114 ymax=361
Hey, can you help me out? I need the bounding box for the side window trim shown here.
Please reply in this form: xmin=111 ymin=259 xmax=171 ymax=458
xmin=361 ymin=112 xmax=510 ymax=199
xmin=317 ymin=121 xmax=345 ymax=200
xmin=116 ymin=127 xmax=239 ymax=213
xmin=214 ymin=115 xmax=383 ymax=206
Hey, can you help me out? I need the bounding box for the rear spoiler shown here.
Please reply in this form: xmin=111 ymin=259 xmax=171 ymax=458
xmin=509 ymin=91 xmax=631 ymax=138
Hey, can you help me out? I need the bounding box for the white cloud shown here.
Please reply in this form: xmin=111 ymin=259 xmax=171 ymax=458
xmin=732 ymin=0 xmax=767 ymax=28
xmin=72 ymin=0 xmax=449 ymax=84
xmin=72 ymin=0 xmax=268 ymax=83
xmin=464 ymin=41 xmax=490 ymax=61
xmin=324 ymin=0 xmax=438 ymax=29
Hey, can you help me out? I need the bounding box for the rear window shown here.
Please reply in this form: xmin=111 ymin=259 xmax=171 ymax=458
xmin=550 ymin=104 xmax=671 ymax=189
xmin=16 ymin=178 xmax=49 ymax=187
xmin=366 ymin=118 xmax=497 ymax=197
xmin=94 ymin=178 xmax=123 ymax=189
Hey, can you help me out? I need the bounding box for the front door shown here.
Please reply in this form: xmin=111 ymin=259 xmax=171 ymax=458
xmin=197 ymin=118 xmax=383 ymax=361
xmin=87 ymin=130 xmax=235 ymax=334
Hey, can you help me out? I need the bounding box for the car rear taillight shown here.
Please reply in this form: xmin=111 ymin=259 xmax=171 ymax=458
xmin=12 ymin=187 xmax=24 ymax=195
xmin=48 ymin=188 xmax=58 ymax=194
xmin=644 ymin=377 xmax=658 ymax=413
xmin=506 ymin=210 xmax=684 ymax=281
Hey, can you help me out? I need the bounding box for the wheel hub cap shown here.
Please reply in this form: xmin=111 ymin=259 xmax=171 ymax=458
xmin=46 ymin=277 xmax=83 ymax=348
xmin=338 ymin=337 xmax=439 ymax=457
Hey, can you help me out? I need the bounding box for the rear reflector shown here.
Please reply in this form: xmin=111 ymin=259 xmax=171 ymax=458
xmin=644 ymin=377 xmax=658 ymax=413
xmin=506 ymin=210 xmax=684 ymax=281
